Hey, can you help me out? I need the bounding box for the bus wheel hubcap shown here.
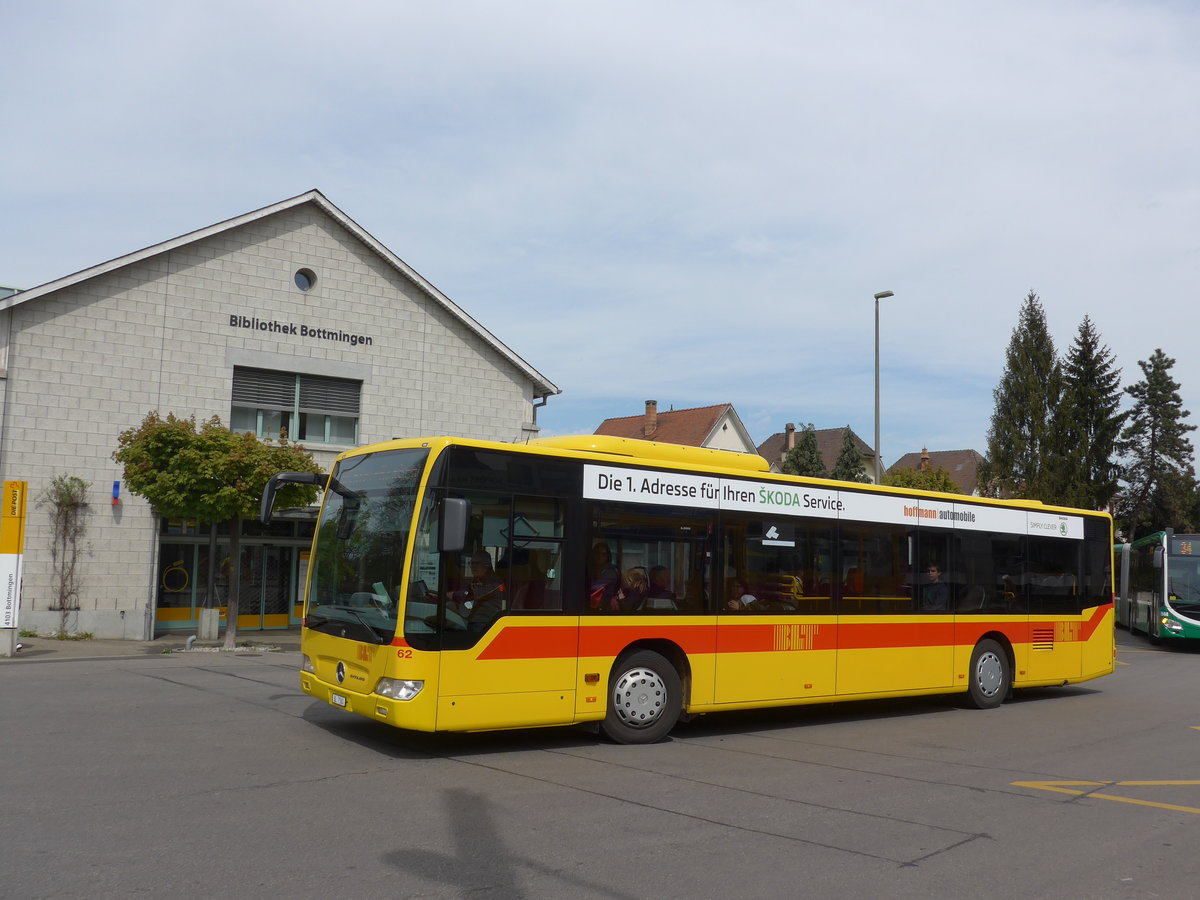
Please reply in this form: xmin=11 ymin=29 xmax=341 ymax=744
xmin=613 ymin=667 xmax=667 ymax=728
xmin=976 ymin=652 xmax=1002 ymax=696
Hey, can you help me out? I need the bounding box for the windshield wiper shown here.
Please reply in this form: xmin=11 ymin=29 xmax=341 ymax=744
xmin=329 ymin=606 xmax=389 ymax=644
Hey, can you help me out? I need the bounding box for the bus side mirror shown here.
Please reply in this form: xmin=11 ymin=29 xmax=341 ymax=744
xmin=336 ymin=501 xmax=359 ymax=541
xmin=440 ymin=497 xmax=470 ymax=553
xmin=260 ymin=472 xmax=324 ymax=524
xmin=1153 ymin=546 xmax=1164 ymax=569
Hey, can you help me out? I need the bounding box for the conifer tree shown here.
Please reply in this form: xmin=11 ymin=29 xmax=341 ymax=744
xmin=1116 ymin=349 xmax=1197 ymax=537
xmin=781 ymin=423 xmax=826 ymax=478
xmin=830 ymin=427 xmax=868 ymax=483
xmin=981 ymin=291 xmax=1061 ymax=499
xmin=1055 ymin=316 xmax=1124 ymax=510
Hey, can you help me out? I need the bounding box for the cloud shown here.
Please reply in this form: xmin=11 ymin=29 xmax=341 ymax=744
xmin=5 ymin=1 xmax=1200 ymax=464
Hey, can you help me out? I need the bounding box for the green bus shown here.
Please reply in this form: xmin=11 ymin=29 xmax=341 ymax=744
xmin=1115 ymin=530 xmax=1200 ymax=640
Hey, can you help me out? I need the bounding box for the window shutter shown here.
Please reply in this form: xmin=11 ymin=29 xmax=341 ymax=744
xmin=299 ymin=374 xmax=361 ymax=416
xmin=232 ymin=368 xmax=295 ymax=411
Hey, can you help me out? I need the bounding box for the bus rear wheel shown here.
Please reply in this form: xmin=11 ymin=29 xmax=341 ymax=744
xmin=601 ymin=650 xmax=682 ymax=744
xmin=967 ymin=639 xmax=1010 ymax=710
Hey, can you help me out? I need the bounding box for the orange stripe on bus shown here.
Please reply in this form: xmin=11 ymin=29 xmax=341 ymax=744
xmin=1082 ymin=602 xmax=1113 ymax=639
xmin=460 ymin=602 xmax=1115 ymax=662
xmin=475 ymin=626 xmax=579 ymax=660
xmin=717 ymin=623 xmax=837 ymax=652
xmin=579 ymin=624 xmax=717 ymax=657
xmin=836 ymin=621 xmax=957 ymax=649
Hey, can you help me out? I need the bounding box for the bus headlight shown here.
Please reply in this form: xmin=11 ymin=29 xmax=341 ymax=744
xmin=1161 ymin=617 xmax=1184 ymax=633
xmin=301 ymin=654 xmax=316 ymax=674
xmin=375 ymin=678 xmax=424 ymax=701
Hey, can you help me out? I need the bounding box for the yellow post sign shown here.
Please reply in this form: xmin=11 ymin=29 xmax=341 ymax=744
xmin=0 ymin=481 xmax=28 ymax=629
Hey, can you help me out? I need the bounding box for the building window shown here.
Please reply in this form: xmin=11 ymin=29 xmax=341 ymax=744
xmin=231 ymin=366 xmax=360 ymax=446
xmin=294 ymin=268 xmax=317 ymax=291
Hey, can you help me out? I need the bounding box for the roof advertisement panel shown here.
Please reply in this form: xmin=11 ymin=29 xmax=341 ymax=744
xmin=583 ymin=465 xmax=1084 ymax=539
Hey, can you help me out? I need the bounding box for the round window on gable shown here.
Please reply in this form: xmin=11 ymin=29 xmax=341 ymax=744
xmin=294 ymin=268 xmax=317 ymax=291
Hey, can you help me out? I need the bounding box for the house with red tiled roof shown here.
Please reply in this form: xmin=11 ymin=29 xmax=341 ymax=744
xmin=594 ymin=400 xmax=759 ymax=454
xmin=889 ymin=447 xmax=985 ymax=495
xmin=756 ymin=423 xmax=878 ymax=481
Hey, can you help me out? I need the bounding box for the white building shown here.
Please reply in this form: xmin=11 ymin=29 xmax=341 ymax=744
xmin=1 ymin=190 xmax=558 ymax=639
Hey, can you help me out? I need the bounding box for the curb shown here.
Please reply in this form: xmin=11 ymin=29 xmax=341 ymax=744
xmin=2 ymin=631 xmax=302 ymax=662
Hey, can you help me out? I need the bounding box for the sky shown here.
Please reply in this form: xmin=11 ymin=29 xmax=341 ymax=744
xmin=4 ymin=1 xmax=1199 ymax=469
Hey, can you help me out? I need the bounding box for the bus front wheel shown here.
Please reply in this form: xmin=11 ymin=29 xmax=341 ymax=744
xmin=601 ymin=650 xmax=682 ymax=744
xmin=967 ymin=639 xmax=1010 ymax=710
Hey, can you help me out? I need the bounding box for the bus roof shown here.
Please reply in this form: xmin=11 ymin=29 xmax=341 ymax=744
xmin=1122 ymin=530 xmax=1169 ymax=550
xmin=338 ymin=434 xmax=1109 ymax=520
xmin=529 ymin=434 xmax=771 ymax=473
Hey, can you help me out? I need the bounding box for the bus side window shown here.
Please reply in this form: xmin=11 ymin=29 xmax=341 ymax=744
xmin=1028 ymin=536 xmax=1083 ymax=615
xmin=586 ymin=500 xmax=713 ymax=614
xmin=838 ymin=522 xmax=911 ymax=615
xmin=722 ymin=515 xmax=833 ymax=615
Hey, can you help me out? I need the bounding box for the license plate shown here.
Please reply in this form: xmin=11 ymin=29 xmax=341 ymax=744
xmin=331 ymin=693 xmax=348 ymax=708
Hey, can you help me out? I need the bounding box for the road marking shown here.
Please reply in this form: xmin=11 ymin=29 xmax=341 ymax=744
xmin=1013 ymin=781 xmax=1200 ymax=815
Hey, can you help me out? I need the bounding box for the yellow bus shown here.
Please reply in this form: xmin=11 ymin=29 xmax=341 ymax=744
xmin=261 ymin=435 xmax=1115 ymax=743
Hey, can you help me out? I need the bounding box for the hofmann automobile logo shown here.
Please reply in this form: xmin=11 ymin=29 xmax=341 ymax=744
xmin=903 ymin=505 xmax=977 ymax=523
xmin=228 ymin=313 xmax=374 ymax=348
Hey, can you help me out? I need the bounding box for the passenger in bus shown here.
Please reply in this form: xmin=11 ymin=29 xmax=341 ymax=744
xmin=646 ymin=566 xmax=676 ymax=601
xmin=922 ymin=563 xmax=950 ymax=611
xmin=448 ymin=550 xmax=506 ymax=628
xmin=843 ymin=567 xmax=864 ymax=595
xmin=1001 ymin=574 xmax=1020 ymax=608
xmin=726 ymin=578 xmax=758 ymax=611
xmin=588 ymin=542 xmax=621 ymax=609
xmin=615 ymin=567 xmax=649 ymax=611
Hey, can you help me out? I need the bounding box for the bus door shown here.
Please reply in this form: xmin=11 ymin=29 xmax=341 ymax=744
xmin=714 ymin=517 xmax=837 ymax=704
xmin=1022 ymin=537 xmax=1084 ymax=681
xmin=835 ymin=522 xmax=954 ymax=695
xmin=432 ymin=493 xmax=578 ymax=731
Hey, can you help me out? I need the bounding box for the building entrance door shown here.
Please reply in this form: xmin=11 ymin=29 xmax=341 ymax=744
xmin=156 ymin=517 xmax=312 ymax=633
xmin=235 ymin=544 xmax=296 ymax=631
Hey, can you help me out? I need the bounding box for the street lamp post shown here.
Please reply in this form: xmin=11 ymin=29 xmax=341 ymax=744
xmin=873 ymin=290 xmax=894 ymax=484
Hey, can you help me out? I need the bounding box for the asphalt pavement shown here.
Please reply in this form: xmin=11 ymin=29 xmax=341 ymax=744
xmin=3 ymin=629 xmax=1196 ymax=898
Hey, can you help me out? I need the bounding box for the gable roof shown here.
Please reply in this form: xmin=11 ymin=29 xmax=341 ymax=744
xmin=889 ymin=448 xmax=986 ymax=494
xmin=1 ymin=189 xmax=559 ymax=397
xmin=757 ymin=425 xmax=875 ymax=473
xmin=595 ymin=402 xmax=755 ymax=450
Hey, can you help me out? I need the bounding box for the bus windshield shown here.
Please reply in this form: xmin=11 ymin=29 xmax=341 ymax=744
xmin=306 ymin=447 xmax=430 ymax=643
xmin=1168 ymin=546 xmax=1200 ymax=617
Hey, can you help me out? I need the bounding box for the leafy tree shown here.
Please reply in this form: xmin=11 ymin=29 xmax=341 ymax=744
xmin=114 ymin=412 xmax=323 ymax=649
xmin=1116 ymin=349 xmax=1197 ymax=538
xmin=781 ymin=423 xmax=826 ymax=478
xmin=830 ymin=427 xmax=868 ymax=483
xmin=882 ymin=466 xmax=961 ymax=494
xmin=981 ymin=291 xmax=1061 ymax=499
xmin=1055 ymin=316 xmax=1124 ymax=510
